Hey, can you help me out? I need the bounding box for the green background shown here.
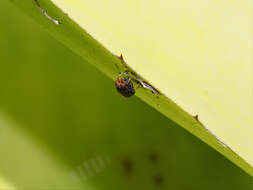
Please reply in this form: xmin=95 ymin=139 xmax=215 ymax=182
xmin=0 ymin=1 xmax=252 ymax=189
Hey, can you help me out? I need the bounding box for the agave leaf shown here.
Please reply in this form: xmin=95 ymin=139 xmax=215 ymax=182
xmin=9 ymin=0 xmax=253 ymax=177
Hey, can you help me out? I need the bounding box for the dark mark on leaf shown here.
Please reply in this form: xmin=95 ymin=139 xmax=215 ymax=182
xmin=149 ymin=152 xmax=159 ymax=163
xmin=154 ymin=174 xmax=164 ymax=186
xmin=122 ymin=158 xmax=133 ymax=176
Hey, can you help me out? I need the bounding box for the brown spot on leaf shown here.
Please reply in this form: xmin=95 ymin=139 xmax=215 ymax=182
xmin=149 ymin=152 xmax=158 ymax=162
xmin=122 ymin=158 xmax=133 ymax=176
xmin=154 ymin=174 xmax=164 ymax=186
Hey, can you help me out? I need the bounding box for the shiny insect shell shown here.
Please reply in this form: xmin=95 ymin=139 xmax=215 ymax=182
xmin=115 ymin=77 xmax=135 ymax=97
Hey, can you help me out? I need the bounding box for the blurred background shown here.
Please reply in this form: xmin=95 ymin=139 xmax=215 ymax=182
xmin=0 ymin=1 xmax=252 ymax=189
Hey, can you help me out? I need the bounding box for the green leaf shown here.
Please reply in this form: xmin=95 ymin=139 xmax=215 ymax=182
xmin=8 ymin=0 xmax=253 ymax=177
xmin=1 ymin=0 xmax=252 ymax=189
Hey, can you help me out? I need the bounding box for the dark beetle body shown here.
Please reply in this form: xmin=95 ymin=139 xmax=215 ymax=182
xmin=115 ymin=77 xmax=135 ymax=97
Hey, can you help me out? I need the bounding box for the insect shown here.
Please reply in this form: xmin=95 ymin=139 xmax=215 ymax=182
xmin=115 ymin=54 xmax=160 ymax=97
xmin=115 ymin=75 xmax=135 ymax=97
xmin=115 ymin=70 xmax=160 ymax=97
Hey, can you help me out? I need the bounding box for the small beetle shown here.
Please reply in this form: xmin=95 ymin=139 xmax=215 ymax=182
xmin=115 ymin=54 xmax=160 ymax=97
xmin=115 ymin=71 xmax=160 ymax=97
xmin=115 ymin=76 xmax=135 ymax=97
